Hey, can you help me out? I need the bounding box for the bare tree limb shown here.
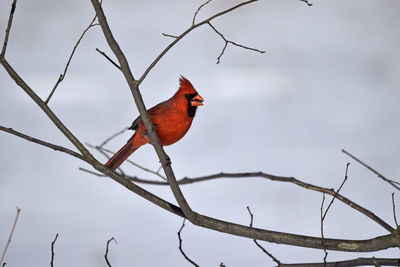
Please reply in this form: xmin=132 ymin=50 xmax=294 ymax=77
xmin=104 ymin=171 xmax=393 ymax=233
xmin=392 ymin=193 xmax=399 ymax=228
xmin=0 ymin=125 xmax=87 ymax=161
xmin=0 ymin=207 xmax=21 ymax=266
xmin=91 ymin=0 xmax=195 ymax=222
xmin=45 ymin=14 xmax=99 ymax=104
xmin=279 ymin=257 xmax=400 ymax=267
xmin=105 ymin=237 xmax=117 ymax=267
xmin=246 ymin=206 xmax=281 ymax=265
xmin=0 ymin=0 xmax=16 ymax=57
xmin=177 ymin=219 xmax=199 ymax=267
xmin=208 ymin=22 xmax=265 ymax=64
xmin=342 ymin=149 xmax=400 ymax=190
xmin=0 ymin=57 xmax=96 ymax=162
xmin=50 ymin=233 xmax=58 ymax=267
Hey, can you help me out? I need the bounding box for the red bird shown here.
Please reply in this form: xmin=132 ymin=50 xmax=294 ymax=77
xmin=105 ymin=76 xmax=204 ymax=170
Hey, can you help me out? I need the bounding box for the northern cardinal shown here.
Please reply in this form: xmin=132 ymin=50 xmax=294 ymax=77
xmin=105 ymin=76 xmax=204 ymax=170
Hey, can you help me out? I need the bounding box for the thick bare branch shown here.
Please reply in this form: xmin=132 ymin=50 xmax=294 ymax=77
xmin=91 ymin=0 xmax=195 ymax=221
xmin=342 ymin=149 xmax=400 ymax=190
xmin=113 ymin=171 xmax=393 ymax=233
xmin=85 ymin=165 xmax=400 ymax=252
xmin=177 ymin=220 xmax=199 ymax=267
xmin=0 ymin=207 xmax=21 ymax=266
xmin=280 ymin=257 xmax=400 ymax=267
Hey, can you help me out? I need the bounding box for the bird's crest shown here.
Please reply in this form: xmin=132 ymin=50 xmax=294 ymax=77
xmin=178 ymin=75 xmax=196 ymax=94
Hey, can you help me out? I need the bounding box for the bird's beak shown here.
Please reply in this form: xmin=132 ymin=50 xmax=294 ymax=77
xmin=190 ymin=94 xmax=204 ymax=106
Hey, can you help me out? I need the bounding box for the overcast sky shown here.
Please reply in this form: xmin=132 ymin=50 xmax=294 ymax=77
xmin=1 ymin=0 xmax=399 ymax=266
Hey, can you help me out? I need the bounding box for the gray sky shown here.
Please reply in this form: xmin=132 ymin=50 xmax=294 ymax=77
xmin=1 ymin=0 xmax=399 ymax=266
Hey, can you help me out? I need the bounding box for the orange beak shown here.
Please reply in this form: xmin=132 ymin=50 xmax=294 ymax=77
xmin=190 ymin=94 xmax=204 ymax=106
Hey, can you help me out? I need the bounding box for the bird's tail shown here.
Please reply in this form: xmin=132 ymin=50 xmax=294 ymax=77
xmin=105 ymin=133 xmax=141 ymax=170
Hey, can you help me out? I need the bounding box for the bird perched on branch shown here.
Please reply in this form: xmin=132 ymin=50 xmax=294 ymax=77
xmin=105 ymin=76 xmax=204 ymax=170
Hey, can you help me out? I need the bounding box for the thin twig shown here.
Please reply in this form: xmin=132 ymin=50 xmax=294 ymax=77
xmin=322 ymin=163 xmax=350 ymax=220
xmin=138 ymin=0 xmax=260 ymax=84
xmin=99 ymin=127 xmax=129 ymax=148
xmin=320 ymin=193 xmax=328 ymax=264
xmin=320 ymin=163 xmax=350 ymax=264
xmin=45 ymin=15 xmax=99 ymax=104
xmin=0 ymin=207 xmax=21 ymax=266
xmin=246 ymin=206 xmax=281 ymax=265
xmin=392 ymin=193 xmax=399 ymax=228
xmin=50 ymin=233 xmax=58 ymax=267
xmin=342 ymin=149 xmax=400 ymax=190
xmin=95 ymin=48 xmax=121 ymax=69
xmin=208 ymin=22 xmax=265 ymax=64
xmin=105 ymin=237 xmax=117 ymax=267
xmin=177 ymin=219 xmax=199 ymax=267
xmin=87 ymin=143 xmax=166 ymax=180
xmin=0 ymin=0 xmax=17 ymax=57
xmin=162 ymin=33 xmax=179 ymax=39
xmin=192 ymin=0 xmax=213 ymax=26
xmin=298 ymin=0 xmax=313 ymax=6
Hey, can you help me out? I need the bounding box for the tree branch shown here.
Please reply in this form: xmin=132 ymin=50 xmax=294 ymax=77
xmin=342 ymin=149 xmax=400 ymax=191
xmin=392 ymin=193 xmax=399 ymax=228
xmin=279 ymin=257 xmax=400 ymax=267
xmin=0 ymin=207 xmax=21 ymax=266
xmin=192 ymin=0 xmax=213 ymax=26
xmin=50 ymin=233 xmax=58 ymax=267
xmin=208 ymin=22 xmax=265 ymax=64
xmin=45 ymin=14 xmax=99 ymax=104
xmin=246 ymin=206 xmax=281 ymax=265
xmin=0 ymin=0 xmax=16 ymax=57
xmin=105 ymin=237 xmax=116 ymax=267
xmin=177 ymin=220 xmax=199 ymax=267
xmin=139 ymin=0 xmax=260 ymax=84
xmin=95 ymin=48 xmax=121 ymax=70
xmin=0 ymin=125 xmax=87 ymax=161
xmin=106 ymin=171 xmax=393 ymax=233
xmin=90 ymin=0 xmax=195 ymax=221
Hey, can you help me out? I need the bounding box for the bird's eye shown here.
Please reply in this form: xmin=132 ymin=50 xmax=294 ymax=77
xmin=185 ymin=93 xmax=197 ymax=100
